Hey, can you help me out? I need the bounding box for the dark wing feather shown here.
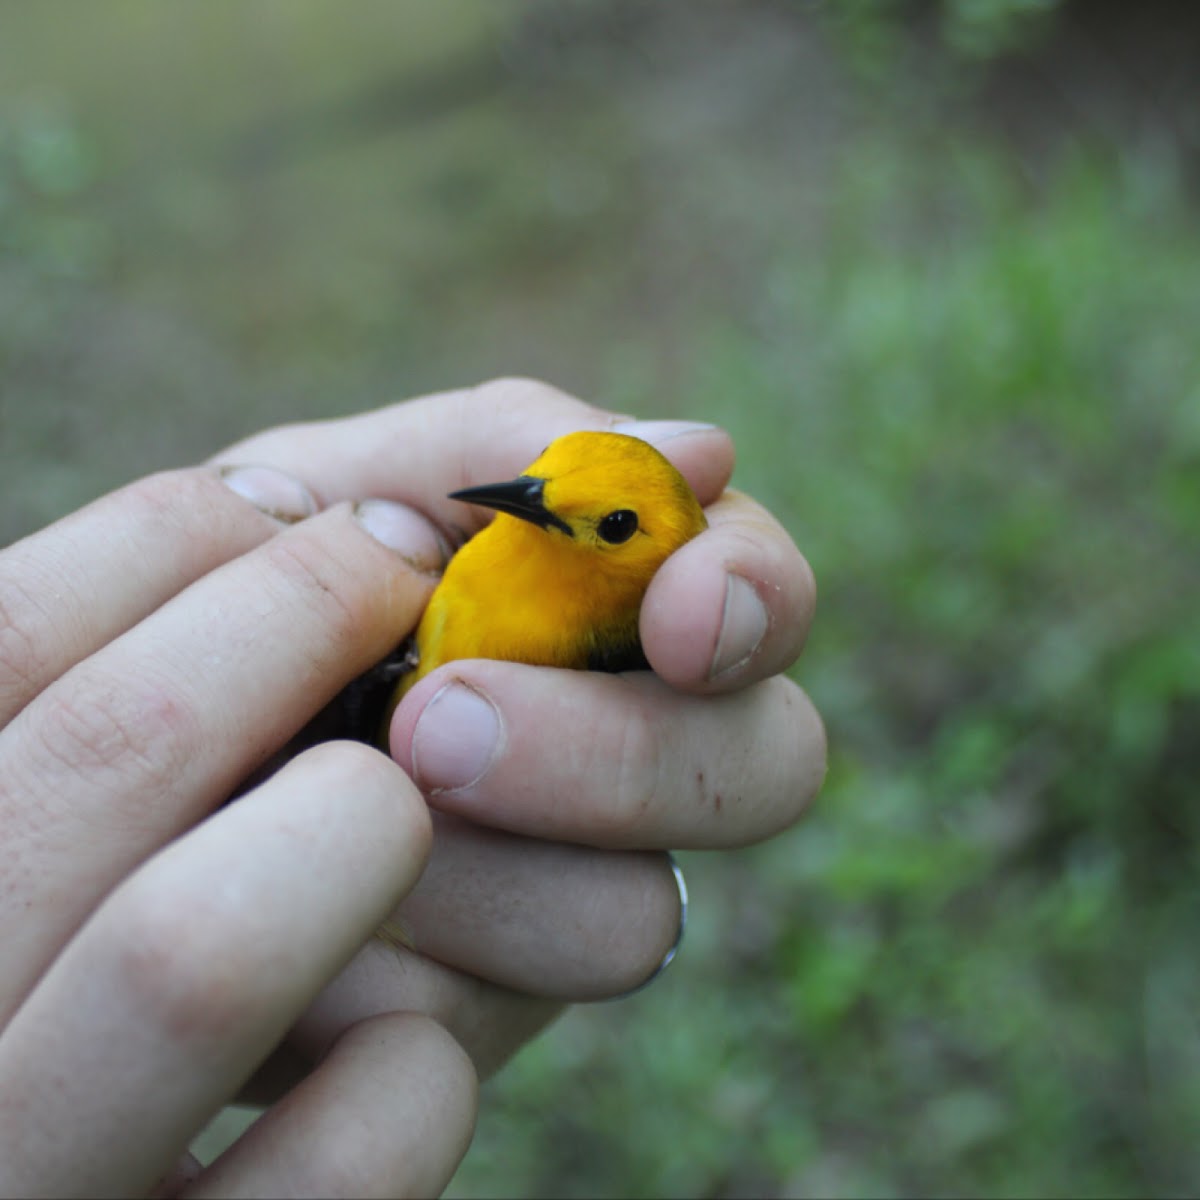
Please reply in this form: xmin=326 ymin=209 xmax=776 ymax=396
xmin=587 ymin=637 xmax=650 ymax=673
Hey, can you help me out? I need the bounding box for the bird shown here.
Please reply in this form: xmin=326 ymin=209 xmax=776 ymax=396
xmin=366 ymin=430 xmax=707 ymax=953
xmin=387 ymin=429 xmax=709 ymax=714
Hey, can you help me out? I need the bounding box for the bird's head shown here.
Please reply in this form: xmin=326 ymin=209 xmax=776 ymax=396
xmin=449 ymin=430 xmax=707 ymax=580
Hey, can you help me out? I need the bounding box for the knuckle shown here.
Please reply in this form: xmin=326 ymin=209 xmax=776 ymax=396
xmin=404 ymin=1012 xmax=478 ymax=1101
xmin=466 ymin=377 xmax=600 ymax=435
xmin=377 ymin=1012 xmax=478 ymax=1110
xmin=34 ymin=668 xmax=197 ymax=800
xmin=601 ymin=706 xmax=662 ymax=842
xmin=121 ymin=467 xmax=199 ymax=511
xmin=468 ymin=376 xmax=568 ymax=415
xmin=104 ymin=886 xmax=263 ymax=1043
xmin=0 ymin=572 xmax=54 ymax=707
xmin=312 ymin=1141 xmax=380 ymax=1200
xmin=305 ymin=737 xmax=395 ymax=788
xmin=260 ymin=533 xmax=369 ymax=649
xmin=299 ymin=740 xmax=432 ymax=853
xmin=121 ymin=467 xmax=231 ymax=531
xmin=318 ymin=1015 xmax=476 ymax=1195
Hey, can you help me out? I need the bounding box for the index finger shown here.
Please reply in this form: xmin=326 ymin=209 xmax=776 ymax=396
xmin=0 ymin=504 xmax=440 ymax=1022
xmin=209 ymin=377 xmax=735 ymax=539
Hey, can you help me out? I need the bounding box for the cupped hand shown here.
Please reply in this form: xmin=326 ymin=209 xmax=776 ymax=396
xmin=0 ymin=378 xmax=824 ymax=1196
xmin=220 ymin=379 xmax=825 ymax=1002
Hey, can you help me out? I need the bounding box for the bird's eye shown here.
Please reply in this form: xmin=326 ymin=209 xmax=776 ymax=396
xmin=597 ymin=509 xmax=638 ymax=544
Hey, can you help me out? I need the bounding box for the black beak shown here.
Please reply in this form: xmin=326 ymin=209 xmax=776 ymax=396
xmin=449 ymin=475 xmax=573 ymax=537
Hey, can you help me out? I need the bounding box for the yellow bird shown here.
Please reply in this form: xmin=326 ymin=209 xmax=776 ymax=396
xmin=369 ymin=430 xmax=706 ymax=952
xmin=388 ymin=430 xmax=708 ymax=715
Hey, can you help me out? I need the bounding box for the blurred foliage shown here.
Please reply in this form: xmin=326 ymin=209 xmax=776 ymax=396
xmin=699 ymin=144 xmax=1200 ymax=1197
xmin=0 ymin=104 xmax=104 ymax=273
xmin=826 ymin=0 xmax=1064 ymax=67
xmin=2 ymin=2 xmax=1198 ymax=1197
xmin=455 ymin=136 xmax=1200 ymax=1197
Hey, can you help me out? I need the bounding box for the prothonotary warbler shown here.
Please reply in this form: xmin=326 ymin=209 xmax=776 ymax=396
xmin=370 ymin=430 xmax=707 ymax=951
xmin=387 ymin=430 xmax=708 ymax=716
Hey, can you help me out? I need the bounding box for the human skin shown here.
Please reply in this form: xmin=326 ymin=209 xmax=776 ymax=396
xmin=0 ymin=378 xmax=825 ymax=1198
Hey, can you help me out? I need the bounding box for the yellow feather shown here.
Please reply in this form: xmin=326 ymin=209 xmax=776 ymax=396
xmin=387 ymin=431 xmax=707 ymax=715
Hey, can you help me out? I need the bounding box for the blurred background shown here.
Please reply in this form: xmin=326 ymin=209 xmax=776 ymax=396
xmin=2 ymin=1 xmax=1198 ymax=1195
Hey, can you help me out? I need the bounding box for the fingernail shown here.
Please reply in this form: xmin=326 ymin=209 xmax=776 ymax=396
xmin=610 ymin=419 xmax=720 ymax=447
xmin=710 ymin=574 xmax=769 ymax=680
xmin=219 ymin=464 xmax=317 ymax=524
xmin=354 ymin=500 xmax=450 ymax=575
xmin=411 ymin=681 xmax=503 ymax=793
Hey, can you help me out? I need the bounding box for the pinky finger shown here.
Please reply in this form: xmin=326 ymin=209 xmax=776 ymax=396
xmin=186 ymin=1014 xmax=477 ymax=1200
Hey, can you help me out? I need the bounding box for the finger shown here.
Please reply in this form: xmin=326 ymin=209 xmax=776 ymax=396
xmin=392 ymin=664 xmax=827 ymax=850
xmin=0 ymin=501 xmax=444 ymax=1022
xmin=0 ymin=742 xmax=431 ymax=1200
xmin=284 ymin=940 xmax=563 ymax=1085
xmin=393 ymin=814 xmax=684 ymax=1000
xmin=642 ymin=488 xmax=817 ymax=694
xmin=150 ymin=1153 xmax=203 ymax=1198
xmin=0 ymin=465 xmax=316 ymax=727
xmin=188 ymin=1014 xmax=476 ymax=1200
xmin=209 ymin=377 xmax=735 ymax=538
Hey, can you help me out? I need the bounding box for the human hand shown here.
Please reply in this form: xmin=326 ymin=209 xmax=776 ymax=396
xmin=0 ymin=378 xmax=824 ymax=1196
xmin=218 ymin=378 xmax=825 ymax=1000
xmin=0 ymin=477 xmax=472 ymax=1194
